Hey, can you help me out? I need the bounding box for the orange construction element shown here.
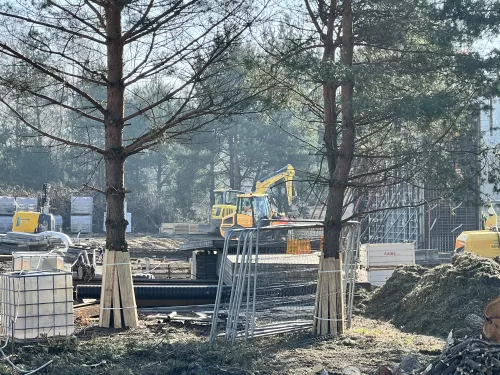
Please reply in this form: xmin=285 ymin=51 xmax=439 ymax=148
xmin=286 ymin=239 xmax=312 ymax=255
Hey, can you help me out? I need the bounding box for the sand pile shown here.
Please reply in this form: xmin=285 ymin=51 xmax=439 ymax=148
xmin=365 ymin=253 xmax=500 ymax=336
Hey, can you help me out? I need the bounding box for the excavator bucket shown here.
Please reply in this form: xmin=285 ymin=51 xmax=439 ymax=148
xmin=483 ymin=297 xmax=500 ymax=341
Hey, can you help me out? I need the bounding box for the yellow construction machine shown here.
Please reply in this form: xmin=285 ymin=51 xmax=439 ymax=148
xmin=219 ymin=192 xmax=289 ymax=238
xmin=205 ymin=188 xmax=243 ymax=234
xmin=216 ymin=164 xmax=295 ymax=237
xmin=255 ymin=164 xmax=295 ymax=214
xmin=12 ymin=183 xmax=55 ymax=233
xmin=455 ymin=203 xmax=500 ymax=258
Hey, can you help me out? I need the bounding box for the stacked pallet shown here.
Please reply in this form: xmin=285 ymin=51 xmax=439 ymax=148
xmin=71 ymin=197 xmax=93 ymax=233
xmin=191 ymin=250 xmax=218 ymax=280
xmin=15 ymin=197 xmax=38 ymax=212
xmin=0 ymin=197 xmax=15 ymax=234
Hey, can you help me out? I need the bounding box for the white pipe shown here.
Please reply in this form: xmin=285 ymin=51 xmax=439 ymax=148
xmin=38 ymin=231 xmax=72 ymax=251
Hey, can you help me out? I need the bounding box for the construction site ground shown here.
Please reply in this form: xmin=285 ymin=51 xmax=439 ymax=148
xmin=2 ymin=315 xmax=443 ymax=375
xmin=5 ymin=235 xmax=498 ymax=374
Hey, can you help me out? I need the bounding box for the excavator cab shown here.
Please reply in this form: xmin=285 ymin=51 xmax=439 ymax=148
xmin=220 ymin=193 xmax=287 ymax=238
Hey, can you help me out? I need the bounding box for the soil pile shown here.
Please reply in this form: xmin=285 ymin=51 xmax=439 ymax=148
xmin=365 ymin=253 xmax=500 ymax=336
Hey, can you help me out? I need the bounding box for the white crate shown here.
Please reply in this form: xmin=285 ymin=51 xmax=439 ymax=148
xmin=70 ymin=215 xmax=92 ymax=233
xmin=0 ymin=270 xmax=73 ymax=340
xmin=367 ymin=268 xmax=395 ymax=287
xmin=359 ymin=243 xmax=415 ymax=268
xmin=12 ymin=252 xmax=64 ymax=271
xmin=71 ymin=197 xmax=93 ymax=215
xmin=15 ymin=197 xmax=38 ymax=212
xmin=0 ymin=197 xmax=15 ymax=215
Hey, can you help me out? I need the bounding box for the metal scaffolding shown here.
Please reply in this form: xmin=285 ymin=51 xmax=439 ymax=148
xmin=360 ymin=181 xmax=422 ymax=245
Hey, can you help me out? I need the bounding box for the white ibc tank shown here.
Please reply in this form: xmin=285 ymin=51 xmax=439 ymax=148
xmin=15 ymin=197 xmax=38 ymax=212
xmin=0 ymin=197 xmax=15 ymax=215
xmin=0 ymin=270 xmax=74 ymax=340
xmin=71 ymin=197 xmax=93 ymax=215
xmin=70 ymin=215 xmax=92 ymax=233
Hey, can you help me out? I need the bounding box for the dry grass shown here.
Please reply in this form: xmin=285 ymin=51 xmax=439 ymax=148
xmin=0 ymin=316 xmax=443 ymax=375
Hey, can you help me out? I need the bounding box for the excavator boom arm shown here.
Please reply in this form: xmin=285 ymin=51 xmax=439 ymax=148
xmin=255 ymin=164 xmax=295 ymax=205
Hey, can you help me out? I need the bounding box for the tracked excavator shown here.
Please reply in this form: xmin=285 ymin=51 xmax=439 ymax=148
xmin=254 ymin=164 xmax=295 ymax=214
xmin=219 ymin=192 xmax=290 ymax=238
xmin=219 ymin=164 xmax=295 ymax=237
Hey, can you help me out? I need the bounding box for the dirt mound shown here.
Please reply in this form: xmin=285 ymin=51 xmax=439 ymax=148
xmin=365 ymin=253 xmax=500 ymax=337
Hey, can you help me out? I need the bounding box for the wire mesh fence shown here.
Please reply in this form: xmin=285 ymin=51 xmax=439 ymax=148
xmin=209 ymin=221 xmax=360 ymax=345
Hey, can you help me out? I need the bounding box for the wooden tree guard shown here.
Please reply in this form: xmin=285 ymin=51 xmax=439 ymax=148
xmin=313 ymin=256 xmax=345 ymax=335
xmin=99 ymin=249 xmax=138 ymax=328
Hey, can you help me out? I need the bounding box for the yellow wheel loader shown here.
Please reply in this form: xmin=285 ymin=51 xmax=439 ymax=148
xmin=205 ymin=188 xmax=243 ymax=234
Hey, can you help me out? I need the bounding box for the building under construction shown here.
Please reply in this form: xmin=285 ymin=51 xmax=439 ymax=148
xmin=359 ymin=113 xmax=483 ymax=252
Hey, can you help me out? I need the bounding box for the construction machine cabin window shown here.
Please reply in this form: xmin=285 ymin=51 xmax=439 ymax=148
xmin=225 ymin=191 xmax=238 ymax=206
xmin=214 ymin=192 xmax=224 ymax=205
xmin=254 ymin=197 xmax=271 ymax=221
xmin=239 ymin=198 xmax=253 ymax=217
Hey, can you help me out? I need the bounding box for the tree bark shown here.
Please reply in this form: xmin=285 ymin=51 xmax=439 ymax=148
xmin=104 ymin=0 xmax=127 ymax=251
xmin=322 ymin=0 xmax=340 ymax=259
xmin=209 ymin=149 xmax=216 ymax=206
xmin=323 ymin=0 xmax=354 ymax=259
xmin=229 ymin=134 xmax=235 ymax=188
xmin=99 ymin=0 xmax=138 ymax=329
xmin=314 ymin=0 xmax=353 ymax=337
xmin=156 ymin=153 xmax=163 ymax=193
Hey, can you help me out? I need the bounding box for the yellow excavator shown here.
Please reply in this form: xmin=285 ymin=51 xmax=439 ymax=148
xmin=219 ymin=192 xmax=289 ymax=238
xmin=254 ymin=164 xmax=295 ymax=213
xmin=455 ymin=203 xmax=500 ymax=258
xmin=12 ymin=183 xmax=55 ymax=233
xmin=219 ymin=164 xmax=295 ymax=237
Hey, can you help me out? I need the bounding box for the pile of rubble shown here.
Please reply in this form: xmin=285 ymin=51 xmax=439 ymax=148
xmin=365 ymin=253 xmax=500 ymax=336
xmin=420 ymin=337 xmax=500 ymax=374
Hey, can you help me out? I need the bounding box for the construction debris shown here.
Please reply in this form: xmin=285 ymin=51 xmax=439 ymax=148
xmin=483 ymin=296 xmax=500 ymax=341
xmin=146 ymin=311 xmax=220 ymax=325
xmin=366 ymin=253 xmax=500 ymax=336
xmin=419 ymin=337 xmax=500 ymax=374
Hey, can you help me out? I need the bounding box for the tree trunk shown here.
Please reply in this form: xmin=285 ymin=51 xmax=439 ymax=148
xmin=233 ymin=134 xmax=241 ymax=189
xmin=99 ymin=0 xmax=138 ymax=329
xmin=209 ymin=149 xmax=216 ymax=206
xmin=324 ymin=0 xmax=354 ymax=260
xmin=229 ymin=134 xmax=235 ymax=188
xmin=315 ymin=0 xmax=354 ymax=337
xmin=322 ymin=0 xmax=339 ymax=259
xmin=104 ymin=0 xmax=126 ymax=251
xmin=156 ymin=153 xmax=163 ymax=193
xmin=228 ymin=134 xmax=241 ymax=190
